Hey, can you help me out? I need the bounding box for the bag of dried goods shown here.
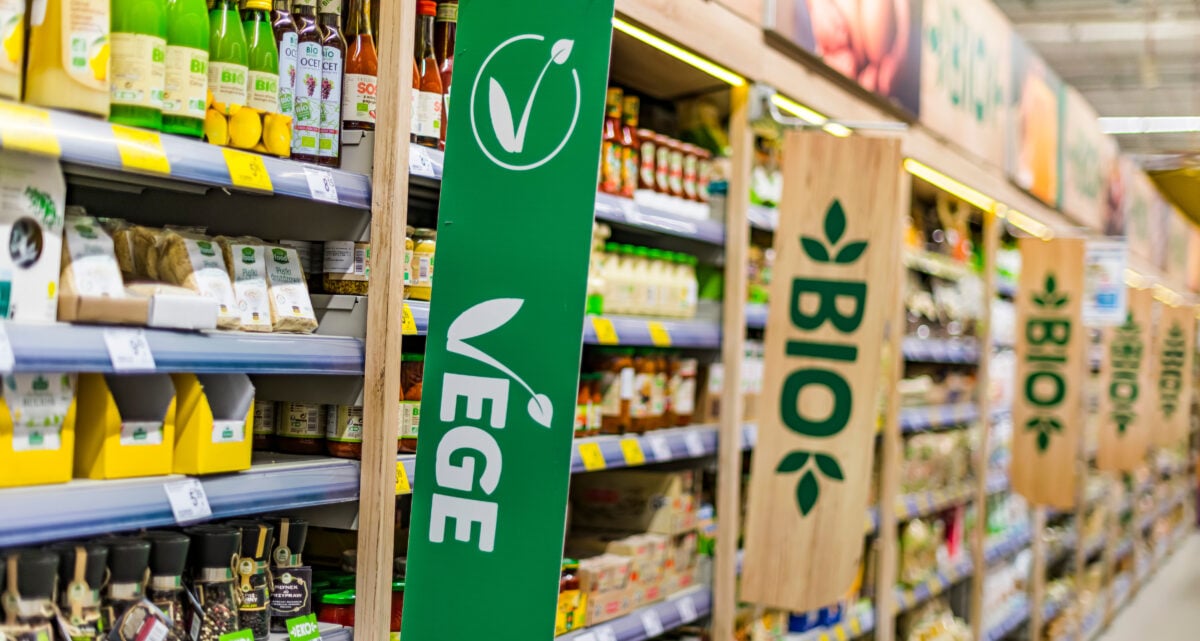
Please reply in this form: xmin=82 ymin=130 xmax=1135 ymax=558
xmin=263 ymin=245 xmax=318 ymax=333
xmin=216 ymin=236 xmax=272 ymax=333
xmin=60 ymin=211 xmax=125 ymax=298
xmin=155 ymin=231 xmax=240 ymax=329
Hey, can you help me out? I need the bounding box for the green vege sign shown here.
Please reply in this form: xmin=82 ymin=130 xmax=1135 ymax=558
xmin=400 ymin=0 xmax=615 ymax=640
xmin=1108 ymin=313 xmax=1143 ymax=433
xmin=1024 ymin=274 xmax=1071 ymax=452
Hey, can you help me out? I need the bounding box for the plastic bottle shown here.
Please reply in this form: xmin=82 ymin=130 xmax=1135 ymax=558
xmin=646 ymin=248 xmax=665 ymax=316
xmin=682 ymin=254 xmax=698 ymax=319
xmin=316 ymin=0 xmax=344 ymax=166
xmin=162 ymin=0 xmax=209 ymax=137
xmin=631 ymin=246 xmax=651 ymax=316
xmin=109 ymin=0 xmax=167 ymax=129
xmin=241 ymin=0 xmax=278 ymax=114
xmin=660 ymin=251 xmax=679 ymax=318
xmin=291 ymin=0 xmax=321 ymax=161
xmin=25 ymin=0 xmax=111 ymax=116
xmin=600 ymin=242 xmax=623 ymax=314
xmin=207 ymin=0 xmax=248 ymax=116
xmin=0 ymin=0 xmax=25 ymax=99
xmin=270 ymin=0 xmax=296 ymax=119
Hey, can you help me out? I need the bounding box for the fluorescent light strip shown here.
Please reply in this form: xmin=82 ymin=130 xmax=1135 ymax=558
xmin=771 ymin=94 xmax=854 ymax=137
xmin=1099 ymin=116 xmax=1200 ymax=135
xmin=611 ymin=18 xmax=746 ymax=87
xmin=902 ymin=159 xmax=997 ymax=212
xmin=1004 ymin=209 xmax=1054 ymax=240
xmin=822 ymin=122 xmax=853 ymax=138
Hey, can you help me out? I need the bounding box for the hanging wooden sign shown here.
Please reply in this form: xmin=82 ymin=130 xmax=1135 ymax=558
xmin=741 ymin=133 xmax=903 ymax=611
xmin=1010 ymin=237 xmax=1086 ymax=509
xmin=1096 ymin=287 xmax=1153 ymax=473
xmin=1152 ymin=303 xmax=1195 ymax=447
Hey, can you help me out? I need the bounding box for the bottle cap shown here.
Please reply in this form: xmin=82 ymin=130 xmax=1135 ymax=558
xmin=46 ymin=542 xmax=109 ymax=591
xmin=263 ymin=517 xmax=308 ymax=567
xmin=4 ymin=549 xmax=60 ymax=600
xmin=418 ymin=0 xmax=437 ymax=16
xmin=226 ymin=520 xmax=275 ymax=562
xmin=243 ymin=0 xmax=271 ymax=10
xmin=185 ymin=525 xmax=241 ymax=571
xmin=144 ymin=531 xmax=190 ymax=578
xmin=104 ymin=537 xmax=151 ymax=584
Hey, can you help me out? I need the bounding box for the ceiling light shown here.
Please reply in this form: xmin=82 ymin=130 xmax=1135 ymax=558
xmin=612 ymin=18 xmax=746 ymax=87
xmin=1098 ymin=116 xmax=1200 ymax=135
xmin=902 ymin=159 xmax=996 ymax=212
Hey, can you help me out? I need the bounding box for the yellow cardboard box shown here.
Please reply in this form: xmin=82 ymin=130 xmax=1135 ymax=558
xmin=0 ymin=373 xmax=77 ymax=488
xmin=171 ymin=373 xmax=254 ymax=475
xmin=75 ymin=374 xmax=176 ymax=479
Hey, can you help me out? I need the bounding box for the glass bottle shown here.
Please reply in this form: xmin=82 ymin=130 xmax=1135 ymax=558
xmin=207 ymin=0 xmax=248 ymax=117
xmin=316 ymin=0 xmax=345 ymax=166
xmin=110 ymin=0 xmax=168 ymax=129
xmin=599 ymin=88 xmax=622 ymax=195
xmin=162 ymin=0 xmax=210 ymax=137
xmin=342 ymin=0 xmax=376 ymax=130
xmin=411 ymin=0 xmax=442 ymax=148
xmin=619 ymin=94 xmax=639 ymax=198
xmin=291 ymin=0 xmax=322 ymax=161
xmin=434 ymin=0 xmax=456 ymax=148
xmin=271 ymin=0 xmax=297 ymax=119
xmin=241 ymin=0 xmax=279 ymax=114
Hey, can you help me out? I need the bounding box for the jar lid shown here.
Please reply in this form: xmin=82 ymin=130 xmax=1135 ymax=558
xmin=320 ymin=589 xmax=356 ymax=605
xmin=46 ymin=541 xmax=109 ymax=589
xmin=620 ymin=244 xmax=636 ymax=254
xmin=414 ymin=228 xmax=436 ymax=239
xmin=401 ymin=353 xmax=425 ymax=362
xmin=604 ymin=242 xmax=619 ymax=253
xmin=184 ymin=525 xmax=241 ymax=570
xmin=5 ymin=549 xmax=60 ymax=600
xmin=391 ymin=581 xmax=405 ymax=592
xmin=406 ymin=226 xmax=415 ymax=234
xmin=648 ymin=248 xmax=663 ymax=260
xmin=104 ymin=537 xmax=151 ymax=584
xmin=263 ymin=517 xmax=308 ymax=565
xmin=226 ymin=520 xmax=275 ymax=562
xmin=144 ymin=531 xmax=190 ymax=578
xmin=634 ymin=246 xmax=650 ymax=257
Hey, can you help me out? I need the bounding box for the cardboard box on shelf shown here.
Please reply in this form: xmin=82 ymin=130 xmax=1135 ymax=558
xmin=75 ymin=373 xmax=176 ymax=479
xmin=0 ymin=152 xmax=66 ymax=322
xmin=578 ymin=554 xmax=634 ymax=626
xmin=569 ymin=469 xmax=699 ymax=535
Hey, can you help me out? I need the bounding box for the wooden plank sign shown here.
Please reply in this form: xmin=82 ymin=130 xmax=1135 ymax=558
xmin=1152 ymin=303 xmax=1195 ymax=447
xmin=1010 ymin=237 xmax=1086 ymax=509
xmin=1096 ymin=287 xmax=1153 ymax=473
xmin=741 ymin=133 xmax=903 ymax=611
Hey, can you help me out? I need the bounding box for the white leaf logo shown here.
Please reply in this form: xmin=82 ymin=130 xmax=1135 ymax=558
xmin=551 ymin=39 xmax=574 ymax=65
xmin=446 ymin=298 xmax=554 ymax=428
xmin=488 ymin=78 xmax=520 ymax=153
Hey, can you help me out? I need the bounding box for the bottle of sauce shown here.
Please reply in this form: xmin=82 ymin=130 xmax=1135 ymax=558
xmin=682 ymin=144 xmax=699 ymax=201
xmin=271 ymin=0 xmax=297 ymax=120
xmin=673 ymin=357 xmax=697 ymax=426
xmin=341 ymin=0 xmax=376 ymax=131
xmin=654 ymin=134 xmax=672 ymax=194
xmin=668 ymin=139 xmax=685 ymax=199
xmin=619 ymin=94 xmax=639 ymax=198
xmin=162 ymin=0 xmax=209 ymax=137
xmin=587 ymin=374 xmax=603 ymax=437
xmin=637 ymin=128 xmax=656 ymax=191
xmin=110 ymin=0 xmax=167 ymax=129
xmin=434 ymin=0 xmax=456 ymax=148
xmin=599 ymin=348 xmax=635 ymax=434
xmin=207 ymin=0 xmax=248 ymax=117
xmin=599 ymin=87 xmax=622 ymax=195
xmin=317 ymin=0 xmax=345 ymax=167
xmin=652 ymin=350 xmax=668 ymax=430
xmin=412 ymin=0 xmax=442 ymax=148
xmin=574 ymin=376 xmax=589 ymax=438
xmin=410 ymin=59 xmax=420 ymax=143
xmin=24 ymin=0 xmax=111 ymax=116
xmin=291 ymin=0 xmax=322 ymax=161
xmin=631 ymin=350 xmax=655 ymax=434
xmin=399 ymin=353 xmax=423 ymax=453
xmin=242 ymin=0 xmax=279 ymax=114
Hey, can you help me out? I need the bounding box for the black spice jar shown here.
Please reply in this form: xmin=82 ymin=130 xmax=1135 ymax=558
xmin=262 ymin=518 xmax=309 ymax=633
xmin=0 ymin=549 xmax=59 ymax=625
xmin=185 ymin=525 xmax=241 ymax=641
xmin=144 ymin=531 xmax=190 ymax=640
xmin=101 ymin=538 xmax=151 ymax=631
xmin=47 ymin=541 xmax=108 ymax=636
xmin=226 ymin=520 xmax=274 ymax=641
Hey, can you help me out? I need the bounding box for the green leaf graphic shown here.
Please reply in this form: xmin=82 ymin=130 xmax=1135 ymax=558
xmin=815 ymin=453 xmax=844 ymax=480
xmin=1037 ymin=430 xmax=1050 ymax=452
xmin=777 ymin=451 xmax=810 ymax=473
xmin=801 ymin=236 xmax=830 ymax=262
xmin=1033 ymin=294 xmax=1045 ymax=306
xmin=1045 ymin=273 xmax=1057 ymax=293
xmin=796 ymin=469 xmax=819 ymax=516
xmin=824 ymin=200 xmax=846 ymax=245
xmin=835 ymin=241 xmax=868 ymax=264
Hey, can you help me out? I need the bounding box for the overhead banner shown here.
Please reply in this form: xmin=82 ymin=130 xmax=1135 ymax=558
xmin=1096 ymin=287 xmax=1153 ymax=473
xmin=1007 ymin=36 xmax=1062 ymax=208
xmin=1165 ymin=211 xmax=1190 ymax=284
xmin=1152 ymin=304 xmax=1195 ymax=447
xmin=1061 ymin=88 xmax=1116 ymax=231
xmin=1082 ymin=240 xmax=1127 ymax=326
xmin=742 ymin=133 xmax=903 ymax=611
xmin=400 ymin=0 xmax=614 ymax=639
xmin=1010 ymin=237 xmax=1086 ymax=509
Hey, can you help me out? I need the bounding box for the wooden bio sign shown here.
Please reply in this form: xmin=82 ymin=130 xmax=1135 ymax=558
xmin=742 ymin=133 xmax=902 ymax=611
xmin=1010 ymin=237 xmax=1086 ymax=509
xmin=1096 ymin=287 xmax=1152 ymax=473
xmin=1152 ymin=303 xmax=1195 ymax=447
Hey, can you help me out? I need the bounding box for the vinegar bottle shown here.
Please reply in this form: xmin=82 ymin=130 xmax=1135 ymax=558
xmin=316 ymin=0 xmax=345 ymax=166
xmin=411 ymin=0 xmax=442 ymax=148
xmin=162 ymin=0 xmax=209 ymax=137
xmin=271 ymin=0 xmax=297 ymax=119
xmin=291 ymin=0 xmax=321 ymax=161
xmin=110 ymin=0 xmax=167 ymax=129
xmin=341 ymin=0 xmax=376 ymax=131
xmin=434 ymin=0 xmax=455 ymax=148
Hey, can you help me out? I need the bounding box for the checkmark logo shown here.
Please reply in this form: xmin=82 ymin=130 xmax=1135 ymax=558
xmin=489 ymin=39 xmax=574 ymax=153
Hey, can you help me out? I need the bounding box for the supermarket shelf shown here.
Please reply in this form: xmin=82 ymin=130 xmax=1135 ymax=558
xmin=1042 ymin=589 xmax=1075 ymax=624
xmin=557 ymin=585 xmax=710 ymax=641
xmin=0 ymin=100 xmax=372 ymax=209
xmin=893 ymin=557 xmax=974 ymax=612
xmin=996 ymin=277 xmax=1017 ymax=299
xmin=1 ymin=322 xmax=365 ymax=375
xmin=898 ymin=403 xmax=980 ymax=434
xmin=748 ymin=204 xmax=778 ymax=232
xmin=0 ymin=453 xmax=362 ymax=547
xmin=982 ymin=596 xmax=1029 ymax=641
xmin=594 ymin=192 xmax=725 ymax=245
xmin=570 ymin=423 xmax=757 ymax=473
xmin=746 ymin=303 xmax=768 ymax=329
xmin=1115 ymin=538 xmax=1133 ymax=562
xmin=902 ymin=337 xmax=981 ymax=364
xmin=1054 ymin=607 xmax=1102 ymax=641
xmin=583 ymin=314 xmax=721 ymax=348
xmin=786 ymin=607 xmax=875 ymax=641
xmin=1139 ymin=488 xmax=1189 ymax=531
xmin=904 ymin=251 xmax=971 ymax=281
xmin=1083 ymin=534 xmax=1107 ymax=559
xmin=985 ymin=526 xmax=1032 ymax=565
xmin=892 ymin=474 xmax=1006 ymax=525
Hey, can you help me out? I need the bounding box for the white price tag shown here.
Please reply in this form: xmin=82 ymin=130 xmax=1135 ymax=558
xmin=640 ymin=610 xmax=665 ymax=638
xmin=683 ymin=431 xmax=706 ymax=458
xmin=163 ymin=478 xmax=212 ymax=524
xmin=647 ymin=435 xmax=672 ymax=461
xmin=303 ymin=167 xmax=339 ymax=203
xmin=675 ymin=596 xmax=698 ymax=622
xmin=408 ymin=147 xmax=433 ymax=175
xmin=572 ymin=634 xmax=597 ymax=641
xmin=0 ymin=324 xmax=15 ymax=374
xmin=593 ymin=626 xmax=617 ymax=641
xmin=744 ymin=424 xmax=758 ymax=448
xmin=104 ymin=329 xmax=156 ymax=372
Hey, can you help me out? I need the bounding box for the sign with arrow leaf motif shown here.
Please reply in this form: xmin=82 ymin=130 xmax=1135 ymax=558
xmin=1096 ymin=287 xmax=1153 ymax=473
xmin=1151 ymin=303 xmax=1195 ymax=447
xmin=742 ymin=133 xmax=903 ymax=611
xmin=1010 ymin=237 xmax=1086 ymax=509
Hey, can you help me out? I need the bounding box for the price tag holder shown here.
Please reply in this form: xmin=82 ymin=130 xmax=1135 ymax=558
xmin=164 ymin=478 xmax=212 ymax=524
xmin=0 ymin=102 xmax=61 ymax=157
xmin=408 ymin=147 xmax=433 ymax=175
xmin=401 ymin=303 xmax=418 ymax=334
xmin=646 ymin=435 xmax=672 ymax=461
xmin=683 ymin=431 xmax=706 ymax=458
xmin=218 ymin=630 xmax=255 ymax=641
xmin=675 ymin=595 xmax=698 ymax=622
xmin=590 ymin=317 xmax=619 ymax=345
xmin=578 ymin=442 xmax=606 ymax=471
xmin=285 ymin=614 xmax=323 ymax=641
xmin=647 ymin=321 xmax=671 ymax=347
xmin=619 ymin=439 xmax=645 ymax=466
xmin=743 ymin=424 xmax=758 ymax=448
xmin=572 ymin=634 xmax=597 ymax=641
xmin=0 ymin=324 xmax=15 ymax=374
xmin=303 ymin=166 xmax=339 ymax=203
xmin=593 ymin=626 xmax=617 ymax=641
xmin=104 ymin=328 xmax=156 ymax=372
xmin=112 ymin=125 xmax=170 ymax=174
xmin=222 ymin=148 xmax=274 ymax=193
xmin=395 ymin=461 xmax=412 ymax=494
xmin=640 ymin=610 xmax=665 ymax=638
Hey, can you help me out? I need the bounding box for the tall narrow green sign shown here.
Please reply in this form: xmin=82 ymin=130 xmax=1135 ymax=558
xmin=401 ymin=1 xmax=615 ymax=640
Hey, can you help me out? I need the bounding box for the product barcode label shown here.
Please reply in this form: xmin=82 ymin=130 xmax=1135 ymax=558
xmin=163 ymin=478 xmax=212 ymax=524
xmin=354 ymin=248 xmax=366 ymax=275
xmin=640 ymin=610 xmax=665 ymax=638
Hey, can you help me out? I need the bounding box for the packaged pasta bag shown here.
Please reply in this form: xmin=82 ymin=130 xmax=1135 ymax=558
xmin=263 ymin=244 xmax=318 ymax=333
xmin=60 ymin=210 xmax=126 ymax=298
xmin=129 ymin=225 xmax=163 ymax=280
xmin=155 ymin=231 xmax=240 ymax=330
xmin=216 ymin=236 xmax=272 ymax=333
xmin=101 ymin=218 xmax=138 ymax=282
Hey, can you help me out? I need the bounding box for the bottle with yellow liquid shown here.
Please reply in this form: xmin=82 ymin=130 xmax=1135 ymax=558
xmin=0 ymin=0 xmax=24 ymax=100
xmin=24 ymin=0 xmax=111 ymax=116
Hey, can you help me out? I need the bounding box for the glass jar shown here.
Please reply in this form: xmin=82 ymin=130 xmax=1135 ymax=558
xmin=631 ymin=350 xmax=656 ymax=433
xmin=399 ymin=353 xmax=424 ymax=453
xmin=144 ymin=532 xmax=190 ymax=641
xmin=48 ymin=541 xmax=107 ymax=640
xmin=5 ymin=549 xmax=64 ymax=637
xmin=185 ymin=526 xmax=242 ymax=640
xmin=323 ymin=240 xmax=370 ymax=295
xmin=682 ymin=144 xmax=699 ymax=201
xmin=654 ymin=134 xmax=671 ymax=194
xmin=325 ymin=405 xmax=364 ymax=459
xmin=586 ymin=374 xmax=603 ymax=437
xmin=696 ymin=149 xmax=712 ymax=203
xmin=101 ymin=537 xmax=151 ymax=634
xmin=389 ymin=582 xmax=404 ymax=634
xmin=668 ymin=139 xmax=685 ymax=199
xmin=252 ymin=400 xmax=275 ymax=451
xmin=275 ymin=402 xmax=326 ymax=455
xmin=637 ymin=129 xmax=656 ymax=192
xmin=228 ymin=520 xmax=275 ymax=641
xmin=317 ymin=590 xmax=355 ymax=627
xmin=408 ymin=229 xmax=436 ymax=301
xmin=598 ymin=348 xmax=634 ymax=434
xmin=673 ymin=357 xmax=698 ymax=426
xmin=403 ymin=226 xmax=415 ymax=296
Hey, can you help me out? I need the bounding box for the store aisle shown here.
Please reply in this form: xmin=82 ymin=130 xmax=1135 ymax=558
xmin=1098 ymin=533 xmax=1200 ymax=641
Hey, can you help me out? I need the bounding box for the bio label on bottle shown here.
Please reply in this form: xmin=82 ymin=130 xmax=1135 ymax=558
xmin=109 ymin=32 xmax=166 ymax=109
xmin=163 ymin=46 xmax=207 ymax=119
xmin=293 ymin=39 xmax=321 ymax=155
xmin=318 ymin=45 xmax=342 ymax=158
xmin=277 ymin=30 xmax=296 ymax=115
xmin=208 ymin=60 xmax=246 ymax=108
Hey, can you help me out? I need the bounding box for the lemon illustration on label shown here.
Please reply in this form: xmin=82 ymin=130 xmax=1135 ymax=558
xmin=88 ymin=38 xmax=109 ymax=82
xmin=2 ymin=17 xmax=21 ymax=65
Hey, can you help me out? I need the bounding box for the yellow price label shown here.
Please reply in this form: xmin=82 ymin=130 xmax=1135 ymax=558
xmin=834 ymin=626 xmax=848 ymax=641
xmin=648 ymin=321 xmax=671 ymax=347
xmin=0 ymin=101 xmax=61 ymax=157
xmin=222 ymin=148 xmax=274 ymax=193
xmin=578 ymin=442 xmax=606 ymax=471
xmin=112 ymin=125 xmax=170 ymax=174
xmin=849 ymin=618 xmax=861 ymax=635
xmin=395 ymin=461 xmax=411 ymax=494
xmin=590 ymin=316 xmax=619 ymax=345
xmin=619 ymin=439 xmax=645 ymax=466
xmin=401 ymin=303 xmax=418 ymax=334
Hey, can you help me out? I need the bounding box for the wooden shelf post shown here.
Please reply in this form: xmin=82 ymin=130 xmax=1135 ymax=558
xmin=969 ymin=207 xmax=999 ymax=641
